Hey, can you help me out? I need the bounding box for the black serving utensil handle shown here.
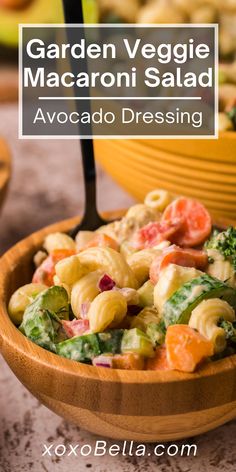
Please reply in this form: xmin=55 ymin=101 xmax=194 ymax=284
xmin=62 ymin=0 xmax=107 ymax=238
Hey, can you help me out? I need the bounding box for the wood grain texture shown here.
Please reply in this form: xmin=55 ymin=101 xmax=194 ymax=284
xmin=0 ymin=136 xmax=11 ymax=210
xmin=38 ymin=394 xmax=236 ymax=442
xmin=0 ymin=215 xmax=236 ymax=441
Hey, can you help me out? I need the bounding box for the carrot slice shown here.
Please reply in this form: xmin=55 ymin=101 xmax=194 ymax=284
xmin=162 ymin=197 xmax=212 ymax=247
xmin=132 ymin=218 xmax=184 ymax=249
xmin=32 ymin=249 xmax=75 ymax=286
xmin=32 ymin=255 xmax=55 ymax=286
xmin=51 ymin=249 xmax=76 ymax=263
xmin=166 ymin=325 xmax=214 ymax=373
xmin=80 ymin=233 xmax=119 ymax=251
xmin=146 ymin=346 xmax=172 ymax=371
xmin=149 ymin=245 xmax=208 ymax=284
xmin=112 ymin=353 xmax=145 ymax=370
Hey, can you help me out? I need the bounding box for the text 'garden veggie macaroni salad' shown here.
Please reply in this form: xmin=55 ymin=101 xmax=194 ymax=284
xmin=9 ymin=190 xmax=236 ymax=373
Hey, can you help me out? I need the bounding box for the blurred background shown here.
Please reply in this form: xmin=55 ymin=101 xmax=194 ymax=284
xmin=0 ymin=0 xmax=236 ymax=256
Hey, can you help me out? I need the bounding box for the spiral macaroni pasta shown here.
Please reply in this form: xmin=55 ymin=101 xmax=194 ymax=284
xmin=189 ymin=298 xmax=235 ymax=353
xmin=127 ymin=248 xmax=160 ymax=286
xmin=8 ymin=283 xmax=47 ymax=325
xmin=88 ymin=290 xmax=127 ymax=333
xmin=55 ymin=255 xmax=86 ymax=285
xmin=43 ymin=232 xmax=76 ymax=253
xmin=71 ymin=270 xmax=103 ymax=319
xmin=78 ymin=247 xmax=138 ymax=288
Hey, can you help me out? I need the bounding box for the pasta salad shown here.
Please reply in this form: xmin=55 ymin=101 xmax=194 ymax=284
xmin=9 ymin=190 xmax=236 ymax=372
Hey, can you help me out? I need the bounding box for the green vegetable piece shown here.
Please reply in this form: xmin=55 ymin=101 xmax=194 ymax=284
xmin=97 ymin=329 xmax=124 ymax=354
xmin=23 ymin=286 xmax=69 ymax=322
xmin=121 ymin=328 xmax=154 ymax=358
xmin=56 ymin=329 xmax=124 ymax=363
xmin=138 ymin=280 xmax=154 ymax=307
xmin=219 ymin=319 xmax=236 ymax=343
xmin=146 ymin=321 xmax=166 ymax=346
xmin=205 ymin=227 xmax=236 ymax=272
xmin=19 ymin=286 xmax=69 ymax=352
xmin=56 ymin=333 xmax=100 ymax=362
xmin=21 ymin=309 xmax=57 ymax=352
xmin=163 ymin=274 xmax=236 ymax=327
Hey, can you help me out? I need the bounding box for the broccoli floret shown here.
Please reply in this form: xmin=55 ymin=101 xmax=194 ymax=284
xmin=205 ymin=227 xmax=236 ymax=272
xmin=218 ymin=319 xmax=236 ymax=343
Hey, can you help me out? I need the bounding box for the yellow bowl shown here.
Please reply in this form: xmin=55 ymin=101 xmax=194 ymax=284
xmin=112 ymin=145 xmax=236 ymax=197
xmin=94 ymin=133 xmax=236 ymax=218
xmin=122 ymin=139 xmax=236 ymax=176
xmin=138 ymin=132 xmax=236 ymax=163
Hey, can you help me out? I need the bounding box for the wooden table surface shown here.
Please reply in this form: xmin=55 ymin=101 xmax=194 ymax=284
xmin=0 ymin=103 xmax=236 ymax=472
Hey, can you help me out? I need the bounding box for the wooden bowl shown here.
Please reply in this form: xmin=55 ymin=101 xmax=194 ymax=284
xmin=0 ymin=215 xmax=236 ymax=442
xmin=0 ymin=137 xmax=11 ymax=210
xmin=94 ymin=133 xmax=236 ymax=219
